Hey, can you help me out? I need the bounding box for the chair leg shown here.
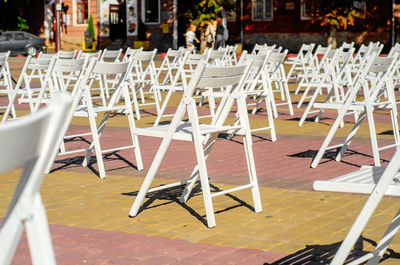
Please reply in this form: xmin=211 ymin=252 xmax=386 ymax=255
xmin=187 ymin=102 xmax=216 ymax=227
xmin=335 ymin=112 xmax=366 ymax=162
xmin=364 ymin=209 xmax=400 ymax=265
xmin=154 ymin=88 xmax=174 ymax=126
xmin=25 ymin=194 xmax=56 ymax=265
xmin=330 ymin=149 xmax=400 ymax=265
xmin=297 ymin=85 xmax=311 ymax=108
xmin=123 ymin=88 xmax=144 ymax=171
xmin=84 ymin=112 xmax=109 ymax=179
xmin=298 ymin=85 xmax=321 ymax=127
xmin=129 ymin=84 xmax=141 ymax=120
xmin=238 ymin=95 xmax=262 ymax=212
xmin=130 ymin=102 xmax=188 ymax=217
xmin=311 ymin=106 xmax=347 ymax=168
xmin=264 ymin=96 xmax=277 ymax=142
xmin=0 ymin=211 xmax=24 ymax=265
xmin=283 ymin=82 xmax=294 ymax=116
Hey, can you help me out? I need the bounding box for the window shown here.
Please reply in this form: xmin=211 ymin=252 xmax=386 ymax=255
xmin=353 ymin=0 xmax=366 ymax=18
xmin=252 ymin=0 xmax=273 ymax=21
xmin=143 ymin=0 xmax=160 ymax=24
xmin=300 ymin=0 xmax=322 ymax=20
xmin=77 ymin=0 xmax=88 ymax=24
xmin=15 ymin=33 xmax=25 ymax=40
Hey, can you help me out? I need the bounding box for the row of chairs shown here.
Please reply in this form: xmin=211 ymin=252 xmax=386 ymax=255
xmin=283 ymin=41 xmax=400 ymax=169
xmin=2 ymin=41 xmax=400 ymax=264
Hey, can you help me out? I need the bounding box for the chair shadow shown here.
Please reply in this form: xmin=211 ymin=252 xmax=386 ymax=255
xmin=264 ymin=236 xmax=400 ymax=264
xmin=287 ymin=148 xmax=389 ymax=168
xmin=50 ymin=137 xmax=139 ymax=178
xmin=379 ymin=130 xmax=400 ymax=136
xmin=287 ymin=116 xmax=333 ymax=126
xmin=122 ymin=181 xmax=255 ymax=228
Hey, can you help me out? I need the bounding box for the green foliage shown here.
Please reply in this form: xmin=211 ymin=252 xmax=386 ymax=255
xmin=86 ymin=14 xmax=96 ymax=41
xmin=179 ymin=0 xmax=233 ymax=31
xmin=17 ymin=16 xmax=29 ymax=31
xmin=305 ymin=0 xmax=363 ymax=30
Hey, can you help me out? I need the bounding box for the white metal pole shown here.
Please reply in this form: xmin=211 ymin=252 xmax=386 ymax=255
xmin=173 ymin=0 xmax=178 ymax=49
xmin=56 ymin=0 xmax=62 ymax=52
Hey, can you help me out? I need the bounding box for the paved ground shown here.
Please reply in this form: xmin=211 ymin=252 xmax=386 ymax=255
xmin=1 ymin=57 xmax=400 ymax=264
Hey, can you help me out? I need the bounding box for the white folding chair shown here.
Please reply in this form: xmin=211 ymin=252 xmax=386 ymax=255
xmin=286 ymin=43 xmax=315 ymax=83
xmin=251 ymin=44 xmax=266 ymax=55
xmin=100 ymin=48 xmax=123 ymax=62
xmin=155 ymin=48 xmax=183 ymax=85
xmin=0 ymin=93 xmax=72 ymax=265
xmin=152 ymin=51 xmax=190 ymax=126
xmin=329 ymin=147 xmax=400 ymax=265
xmin=238 ymin=51 xmax=277 ymax=141
xmin=129 ymin=49 xmax=160 ymax=116
xmin=0 ymin=51 xmax=16 ymax=119
xmin=311 ymin=54 xmax=398 ymax=168
xmin=53 ymin=58 xmax=144 ymax=179
xmin=339 ymin=41 xmax=355 ymax=52
xmin=297 ymin=48 xmax=355 ymax=126
xmin=129 ymin=61 xmax=262 ymax=228
xmin=265 ymin=49 xmax=294 ymax=117
xmin=121 ymin=47 xmax=141 ymax=61
xmin=33 ymin=58 xmax=87 ymax=112
xmin=222 ymin=45 xmax=238 ymax=66
xmin=57 ymin=50 xmax=78 ymax=59
xmin=2 ymin=56 xmax=56 ymax=122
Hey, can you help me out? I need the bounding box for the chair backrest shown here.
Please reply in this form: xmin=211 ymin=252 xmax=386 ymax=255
xmin=50 ymin=58 xmax=87 ymax=93
xmin=207 ymin=49 xmax=227 ymax=65
xmin=0 ymin=51 xmax=11 ymax=89
xmin=14 ymin=56 xmax=54 ymax=92
xmin=349 ymin=54 xmax=396 ymax=103
xmin=388 ymin=43 xmax=400 ymax=57
xmin=296 ymin=43 xmax=315 ymax=60
xmin=0 ymin=93 xmax=72 ymax=265
xmin=100 ymin=48 xmax=123 ymax=62
xmin=237 ymin=51 xmax=269 ymax=91
xmin=130 ymin=49 xmax=157 ymax=82
xmin=172 ymin=60 xmax=252 ymax=129
xmin=37 ymin=52 xmax=54 ymax=60
xmin=79 ymin=51 xmax=102 ymax=61
xmin=71 ymin=58 xmax=133 ymax=111
xmin=251 ymin=44 xmax=265 ymax=55
xmin=57 ymin=50 xmax=77 ymax=59
xmin=123 ymin=47 xmax=142 ymax=61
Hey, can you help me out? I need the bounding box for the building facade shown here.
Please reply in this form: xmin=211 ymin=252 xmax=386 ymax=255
xmin=41 ymin=0 xmax=392 ymax=52
xmin=44 ymin=0 xmax=175 ymax=51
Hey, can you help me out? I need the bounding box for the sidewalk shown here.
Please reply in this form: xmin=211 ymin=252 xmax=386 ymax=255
xmin=1 ymin=57 xmax=400 ymax=264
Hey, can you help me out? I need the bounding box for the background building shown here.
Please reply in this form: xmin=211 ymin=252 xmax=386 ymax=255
xmin=0 ymin=0 xmax=394 ymax=52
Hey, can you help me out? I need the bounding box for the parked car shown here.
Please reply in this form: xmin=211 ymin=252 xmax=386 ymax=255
xmin=0 ymin=31 xmax=46 ymax=56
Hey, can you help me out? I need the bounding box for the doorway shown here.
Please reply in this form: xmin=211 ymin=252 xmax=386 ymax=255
xmin=109 ymin=1 xmax=126 ymax=40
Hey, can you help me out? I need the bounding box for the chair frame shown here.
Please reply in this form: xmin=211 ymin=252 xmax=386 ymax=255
xmin=0 ymin=93 xmax=72 ymax=265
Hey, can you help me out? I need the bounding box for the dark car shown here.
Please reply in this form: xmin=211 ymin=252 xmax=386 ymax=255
xmin=0 ymin=31 xmax=47 ymax=56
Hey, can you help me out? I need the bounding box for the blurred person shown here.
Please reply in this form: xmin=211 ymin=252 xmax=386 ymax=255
xmin=185 ymin=24 xmax=200 ymax=49
xmin=220 ymin=5 xmax=227 ymax=28
xmin=205 ymin=19 xmax=216 ymax=48
xmin=214 ymin=17 xmax=224 ymax=50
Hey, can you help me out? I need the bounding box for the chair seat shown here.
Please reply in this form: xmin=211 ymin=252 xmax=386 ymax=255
xmin=154 ymin=84 xmax=184 ymax=91
xmin=73 ymin=104 xmax=128 ymax=117
xmin=133 ymin=122 xmax=244 ymax=141
xmin=313 ymin=101 xmax=364 ymax=111
xmin=313 ymin=165 xmax=400 ymax=196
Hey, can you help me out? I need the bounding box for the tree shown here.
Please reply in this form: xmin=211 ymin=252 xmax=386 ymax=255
xmin=304 ymin=0 xmax=361 ymax=48
xmin=178 ymin=0 xmax=233 ymax=50
xmin=86 ymin=14 xmax=95 ymax=41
